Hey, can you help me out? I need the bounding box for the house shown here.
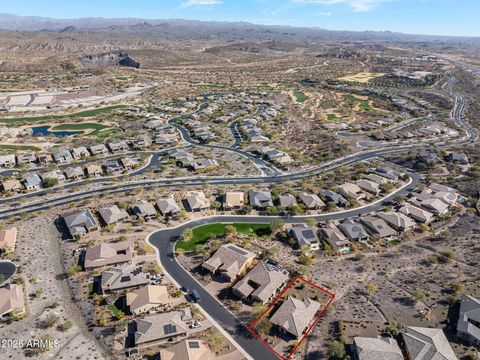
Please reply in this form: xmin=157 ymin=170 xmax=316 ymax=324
xmin=2 ymin=179 xmax=22 ymax=193
xmin=64 ymin=166 xmax=84 ymax=180
xmin=70 ymin=146 xmax=90 ymax=159
xmin=376 ymin=211 xmax=416 ymax=231
xmin=101 ymin=264 xmax=150 ymax=293
xmin=0 ymin=227 xmax=17 ymax=253
xmin=270 ymin=297 xmax=321 ymax=339
xmin=375 ymin=166 xmax=404 ymax=181
xmin=447 ymin=152 xmax=469 ymax=164
xmin=299 ymin=193 xmax=325 ymax=210
xmin=353 ymin=336 xmax=404 ymax=360
xmin=156 ymin=197 xmax=182 ymax=216
xmin=23 ymin=174 xmax=42 ymax=190
xmin=249 ymin=190 xmax=273 ymax=209
xmin=108 ymin=141 xmax=129 ymax=154
xmin=399 ymin=203 xmax=434 ymax=223
xmin=168 ymin=149 xmax=195 ymax=168
xmin=131 ymin=200 xmax=157 ymax=220
xmin=278 ymin=194 xmax=298 ymax=209
xmin=85 ymin=164 xmax=103 ymax=177
xmin=418 ymin=198 xmax=449 ymax=215
xmin=363 ymin=173 xmax=391 ymax=184
xmin=0 ymin=154 xmax=15 ymax=167
xmin=233 ymin=260 xmax=289 ymax=304
xmin=37 ymin=154 xmax=53 ymax=164
xmin=457 ymin=294 xmax=480 ymax=346
xmin=126 ymin=285 xmax=172 ymax=315
xmin=416 ymin=151 xmax=439 ymax=166
xmin=52 ymin=150 xmax=73 ymax=163
xmin=338 ymin=220 xmax=370 ymax=242
xmin=130 ymin=136 xmax=152 ymax=150
xmin=185 ymin=191 xmax=209 ymax=212
xmin=360 ymin=216 xmax=397 ymax=240
xmin=120 ymin=157 xmax=137 ymax=170
xmin=98 ymin=205 xmax=129 ymax=225
xmin=134 ymin=309 xmax=190 ymax=347
xmin=155 ymin=133 xmax=178 ymax=145
xmin=89 ymin=144 xmax=109 ymax=156
xmin=356 ymin=179 xmax=381 ymax=195
xmin=338 ymin=183 xmax=366 ymax=201
xmin=222 ymin=192 xmax=245 ymax=210
xmin=16 ymin=153 xmax=37 ymax=165
xmin=403 ymin=326 xmax=457 ymax=360
xmin=63 ymin=209 xmax=98 ymax=238
xmin=320 ymin=190 xmax=349 ymax=207
xmin=104 ymin=160 xmax=124 ymax=175
xmin=42 ymin=170 xmax=66 ymax=184
xmin=261 ymin=147 xmax=293 ymax=165
xmin=320 ymin=223 xmax=351 ymax=251
xmin=84 ymin=240 xmax=133 ymax=270
xmin=159 ymin=340 xmax=216 ymax=360
xmin=0 ymin=284 xmax=25 ymax=318
xmin=289 ymin=223 xmax=320 ymax=250
xmin=202 ymin=244 xmax=256 ymax=282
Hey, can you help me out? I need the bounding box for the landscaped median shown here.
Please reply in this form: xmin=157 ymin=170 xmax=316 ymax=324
xmin=176 ymin=223 xmax=272 ymax=252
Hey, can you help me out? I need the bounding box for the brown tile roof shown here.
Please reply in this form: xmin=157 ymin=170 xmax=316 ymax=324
xmin=0 ymin=227 xmax=17 ymax=252
xmin=84 ymin=240 xmax=132 ymax=269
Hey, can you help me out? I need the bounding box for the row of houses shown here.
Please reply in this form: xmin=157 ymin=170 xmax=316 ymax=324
xmin=167 ymin=149 xmax=219 ymax=172
xmin=1 ymin=156 xmax=139 ymax=194
xmin=0 ymin=136 xmax=152 ymax=168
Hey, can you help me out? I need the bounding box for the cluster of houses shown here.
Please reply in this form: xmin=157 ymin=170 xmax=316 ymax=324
xmin=1 ymin=155 xmax=140 ymax=194
xmin=143 ymin=121 xmax=179 ymax=146
xmin=352 ymin=298 xmax=480 ymax=360
xmin=371 ymin=124 xmax=459 ymax=142
xmin=167 ymin=149 xmax=219 ymax=172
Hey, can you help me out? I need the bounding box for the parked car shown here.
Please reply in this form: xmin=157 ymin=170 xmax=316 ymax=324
xmin=191 ymin=321 xmax=202 ymax=329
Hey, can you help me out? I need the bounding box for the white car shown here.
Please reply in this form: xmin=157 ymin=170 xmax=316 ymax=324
xmin=190 ymin=321 xmax=202 ymax=329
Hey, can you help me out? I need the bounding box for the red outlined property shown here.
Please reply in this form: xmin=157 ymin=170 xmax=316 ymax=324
xmin=247 ymin=276 xmax=335 ymax=360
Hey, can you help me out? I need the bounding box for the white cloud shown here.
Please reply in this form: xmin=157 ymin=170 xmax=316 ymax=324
xmin=181 ymin=0 xmax=223 ymax=8
xmin=313 ymin=11 xmax=332 ymax=16
xmin=293 ymin=0 xmax=395 ymax=12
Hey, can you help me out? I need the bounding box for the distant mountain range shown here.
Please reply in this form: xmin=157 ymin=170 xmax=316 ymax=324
xmin=0 ymin=13 xmax=479 ymax=44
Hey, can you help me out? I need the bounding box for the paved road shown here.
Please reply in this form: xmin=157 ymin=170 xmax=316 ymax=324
xmin=147 ymin=171 xmax=420 ymax=360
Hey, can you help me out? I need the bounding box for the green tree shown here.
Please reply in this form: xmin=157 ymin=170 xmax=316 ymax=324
xmin=271 ymin=219 xmax=284 ymax=234
xmin=327 ymin=340 xmax=346 ymax=359
xmin=365 ymin=283 xmax=378 ymax=295
xmin=225 ymin=225 xmax=237 ymax=235
xmin=412 ymin=288 xmax=426 ymax=303
xmin=299 ymin=255 xmax=314 ymax=266
xmin=42 ymin=177 xmax=59 ymax=188
xmin=182 ymin=228 xmax=193 ymax=241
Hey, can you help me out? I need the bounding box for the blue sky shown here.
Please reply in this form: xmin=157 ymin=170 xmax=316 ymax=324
xmin=1 ymin=0 xmax=479 ymax=37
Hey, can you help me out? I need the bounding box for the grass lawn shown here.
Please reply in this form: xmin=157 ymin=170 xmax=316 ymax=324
xmin=0 ymin=144 xmax=41 ymax=152
xmin=327 ymin=113 xmax=348 ymax=122
xmin=107 ymin=304 xmax=123 ymax=318
xmin=0 ymin=104 xmax=128 ymax=124
xmin=293 ymin=91 xmax=309 ymax=103
xmin=176 ymin=223 xmax=272 ymax=252
xmin=343 ymin=94 xmax=373 ymax=111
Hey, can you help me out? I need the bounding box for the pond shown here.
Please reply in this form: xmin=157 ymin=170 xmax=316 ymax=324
xmin=29 ymin=125 xmax=82 ymax=137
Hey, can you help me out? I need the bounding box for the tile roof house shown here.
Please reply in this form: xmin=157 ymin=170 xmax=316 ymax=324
xmin=289 ymin=223 xmax=320 ymax=250
xmin=320 ymin=190 xmax=349 ymax=207
xmin=64 ymin=166 xmax=84 ymax=180
xmin=375 ymin=166 xmax=404 ymax=181
xmin=299 ymin=193 xmax=325 ymax=210
xmin=159 ymin=340 xmax=216 ymax=360
xmin=85 ymin=164 xmax=104 ymax=177
xmin=233 ymin=260 xmax=289 ymax=304
xmin=2 ymin=179 xmax=22 ymax=192
xmin=399 ymin=203 xmax=434 ymax=224
xmin=185 ymin=191 xmax=210 ymax=212
xmin=101 ymin=264 xmax=150 ymax=293
xmin=89 ymin=144 xmax=109 ymax=156
xmin=131 ymin=200 xmax=157 ymax=220
xmin=126 ymin=285 xmax=172 ymax=315
xmin=356 ymin=179 xmax=381 ymax=195
xmin=270 ymin=296 xmax=321 ymax=338
xmin=193 ymin=159 xmax=219 ymax=171
xmin=364 ymin=173 xmax=391 ymax=184
xmin=338 ymin=183 xmax=366 ymax=201
xmin=23 ymin=174 xmax=42 ymax=190
xmin=376 ymin=211 xmax=416 ymax=231
xmin=320 ymin=223 xmax=351 ymax=251
xmin=52 ymin=150 xmax=73 ymax=163
xmin=104 ymin=160 xmax=124 ymax=175
xmin=108 ymin=141 xmax=130 ymax=154
xmin=447 ymin=152 xmax=468 ymax=164
xmin=418 ymin=198 xmax=449 ymax=215
xmin=156 ymin=197 xmax=182 ymax=216
xmin=278 ymin=194 xmax=298 ymax=208
xmin=37 ymin=154 xmax=53 ymax=164
xmin=0 ymin=154 xmax=16 ymax=167
xmin=202 ymin=244 xmax=256 ymax=282
xmin=63 ymin=209 xmax=98 ymax=238
xmin=42 ymin=170 xmax=66 ymax=183
xmin=360 ymin=216 xmax=397 ymax=239
xmin=249 ymin=190 xmax=273 ymax=209
xmin=457 ymin=294 xmax=480 ymax=346
xmin=0 ymin=284 xmax=25 ymax=318
xmin=403 ymin=326 xmax=457 ymax=360
xmin=84 ymin=240 xmax=133 ymax=270
xmin=338 ymin=220 xmax=370 ymax=242
xmin=16 ymin=153 xmax=37 ymax=165
xmin=70 ymin=146 xmax=90 ymax=159
xmin=353 ymin=336 xmax=404 ymax=360
xmin=120 ymin=157 xmax=137 ymax=169
xmin=222 ymin=192 xmax=245 ymax=210
xmin=0 ymin=227 xmax=17 ymax=253
xmin=134 ymin=309 xmax=191 ymax=346
xmin=98 ymin=205 xmax=129 ymax=225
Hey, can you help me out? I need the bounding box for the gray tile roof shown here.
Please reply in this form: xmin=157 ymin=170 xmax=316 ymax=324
xmin=457 ymin=294 xmax=480 ymax=344
xmin=354 ymin=336 xmax=404 ymax=360
xmin=403 ymin=326 xmax=457 ymax=360
xmin=63 ymin=209 xmax=98 ymax=237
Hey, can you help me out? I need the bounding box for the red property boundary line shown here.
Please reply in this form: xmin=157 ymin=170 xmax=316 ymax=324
xmin=247 ymin=276 xmax=335 ymax=360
